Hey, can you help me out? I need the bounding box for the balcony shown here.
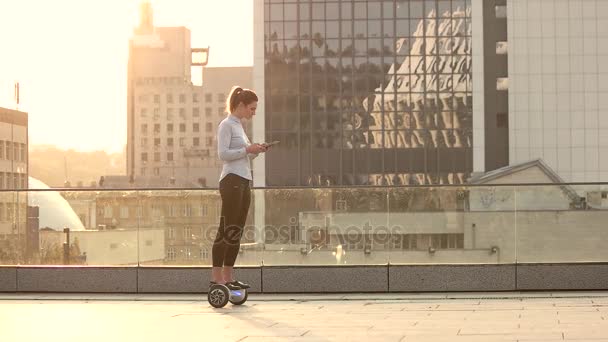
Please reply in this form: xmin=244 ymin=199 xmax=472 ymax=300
xmin=0 ymin=182 xmax=607 ymax=293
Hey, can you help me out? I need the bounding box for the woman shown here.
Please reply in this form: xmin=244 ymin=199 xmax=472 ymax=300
xmin=211 ymin=86 xmax=267 ymax=290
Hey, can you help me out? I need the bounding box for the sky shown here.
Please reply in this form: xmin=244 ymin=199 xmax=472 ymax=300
xmin=0 ymin=0 xmax=253 ymax=153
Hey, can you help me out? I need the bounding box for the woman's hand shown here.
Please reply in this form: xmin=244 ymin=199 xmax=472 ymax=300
xmin=246 ymin=143 xmax=267 ymax=154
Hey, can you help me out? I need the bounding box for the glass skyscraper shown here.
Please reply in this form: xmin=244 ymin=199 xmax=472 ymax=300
xmin=263 ymin=0 xmax=474 ymax=186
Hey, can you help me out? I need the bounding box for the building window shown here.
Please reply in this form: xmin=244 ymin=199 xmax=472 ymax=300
xmin=140 ymin=168 xmax=146 ymax=176
xmin=154 ymin=94 xmax=160 ymax=103
xmin=169 ymin=205 xmax=176 ymax=217
xmin=154 ymin=138 xmax=160 ymax=147
xmin=104 ymin=205 xmax=113 ymax=219
xmin=141 ymin=124 xmax=147 ymax=134
xmin=167 ymin=123 xmax=173 ymax=133
xmin=120 ymin=207 xmax=129 ymax=219
xmin=179 ymin=93 xmax=186 ymax=103
xmin=0 ymin=141 xmax=4 ymax=159
xmin=153 ymin=167 xmax=159 ymax=176
xmin=179 ymin=123 xmax=186 ymax=133
xmin=497 ymin=113 xmax=508 ymax=128
xmin=179 ymin=108 xmax=186 ymax=119
xmin=496 ymin=78 xmax=509 ymax=91
xmin=168 ymin=227 xmax=175 ymax=239
xmin=217 ymin=93 xmax=225 ymax=102
xmin=447 ymin=234 xmax=465 ymax=249
xmin=218 ymin=107 xmax=224 ymax=116
xmin=141 ymin=138 xmax=147 ymax=147
xmin=140 ymin=108 xmax=147 ymax=117
xmin=206 ymin=123 xmax=213 ymax=132
xmin=200 ymin=248 xmax=209 ymax=259
xmin=205 ymin=93 xmax=212 ymax=102
xmin=141 ymin=152 xmax=148 ymax=162
xmin=193 ymin=123 xmax=200 ymax=132
xmin=184 ymin=205 xmax=192 ymax=217
xmin=5 ymin=142 xmax=10 ymax=161
xmin=166 ymin=108 xmax=174 ymax=120
xmin=206 ymin=137 xmax=213 ymax=147
xmin=167 ymin=247 xmax=176 ymax=261
xmin=154 ymin=124 xmax=160 ymax=133
xmin=166 ymin=94 xmax=173 ymax=103
xmin=154 ymin=152 xmax=160 ymax=162
xmin=167 ymin=152 xmax=173 ymax=161
xmin=193 ymin=137 xmax=200 ymax=146
xmin=193 ymin=93 xmax=199 ymax=103
xmin=495 ymin=5 xmax=507 ymax=18
xmin=184 ymin=226 xmax=192 ymax=240
xmin=0 ymin=173 xmax=4 ymax=189
xmin=193 ymin=107 xmax=200 ymax=117
xmin=205 ymin=107 xmax=212 ymax=117
xmin=496 ymin=41 xmax=508 ymax=55
xmin=336 ymin=200 xmax=347 ymax=211
xmin=179 ymin=138 xmax=185 ymax=147
xmin=167 ymin=137 xmax=174 ymax=147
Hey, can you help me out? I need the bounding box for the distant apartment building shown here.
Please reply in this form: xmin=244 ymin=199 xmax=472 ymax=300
xmin=0 ymin=107 xmax=28 ymax=262
xmin=93 ymin=191 xmax=255 ymax=265
xmin=126 ymin=2 xmax=252 ymax=188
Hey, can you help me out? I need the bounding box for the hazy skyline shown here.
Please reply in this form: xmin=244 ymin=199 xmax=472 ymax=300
xmin=0 ymin=0 xmax=253 ymax=153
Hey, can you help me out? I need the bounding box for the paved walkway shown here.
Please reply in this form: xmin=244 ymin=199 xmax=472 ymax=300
xmin=2 ymin=292 xmax=608 ymax=341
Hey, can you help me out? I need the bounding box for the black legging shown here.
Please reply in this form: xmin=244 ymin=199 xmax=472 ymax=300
xmin=212 ymin=173 xmax=251 ymax=267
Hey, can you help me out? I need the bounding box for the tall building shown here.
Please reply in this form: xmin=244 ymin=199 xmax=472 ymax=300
xmin=254 ymin=0 xmax=508 ymax=186
xmin=126 ymin=2 xmax=252 ymax=188
xmin=507 ymin=0 xmax=608 ymax=182
xmin=254 ymin=0 xmax=607 ymax=186
xmin=0 ymin=107 xmax=29 ymax=262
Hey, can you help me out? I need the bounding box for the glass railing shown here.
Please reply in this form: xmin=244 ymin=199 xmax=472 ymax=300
xmin=1 ymin=183 xmax=607 ymax=266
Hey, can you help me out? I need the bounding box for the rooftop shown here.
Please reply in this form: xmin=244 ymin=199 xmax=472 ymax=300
xmin=2 ymin=292 xmax=608 ymax=341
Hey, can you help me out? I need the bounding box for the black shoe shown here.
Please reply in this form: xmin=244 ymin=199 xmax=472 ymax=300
xmin=231 ymin=280 xmax=250 ymax=289
xmin=210 ymin=281 xmax=241 ymax=291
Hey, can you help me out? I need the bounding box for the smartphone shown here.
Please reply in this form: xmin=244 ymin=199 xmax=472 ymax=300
xmin=264 ymin=140 xmax=280 ymax=147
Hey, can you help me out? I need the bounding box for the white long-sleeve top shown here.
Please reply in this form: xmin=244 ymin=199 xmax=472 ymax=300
xmin=217 ymin=114 xmax=258 ymax=181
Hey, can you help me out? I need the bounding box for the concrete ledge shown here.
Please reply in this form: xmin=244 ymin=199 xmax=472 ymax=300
xmin=262 ymin=266 xmax=387 ymax=293
xmin=138 ymin=267 xmax=262 ymax=293
xmin=9 ymin=264 xmax=608 ymax=293
xmin=17 ymin=267 xmax=137 ymax=293
xmin=389 ymin=264 xmax=516 ymax=292
xmin=0 ymin=267 xmax=17 ymax=292
xmin=517 ymin=264 xmax=608 ymax=290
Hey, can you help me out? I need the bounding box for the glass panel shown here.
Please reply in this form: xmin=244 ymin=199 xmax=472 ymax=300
xmin=515 ymin=184 xmax=608 ymax=263
xmin=0 ymin=191 xmax=24 ymax=264
xmin=4 ymin=184 xmax=608 ymax=267
xmin=263 ymin=188 xmax=389 ymax=265
xmin=284 ymin=3 xmax=297 ymax=21
xmin=389 ymin=186 xmax=516 ymax=264
xmin=20 ymin=190 xmax=140 ymax=266
xmin=270 ymin=3 xmax=283 ymax=21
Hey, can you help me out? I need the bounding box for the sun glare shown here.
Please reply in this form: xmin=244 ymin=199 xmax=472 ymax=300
xmin=0 ymin=0 xmax=252 ymax=153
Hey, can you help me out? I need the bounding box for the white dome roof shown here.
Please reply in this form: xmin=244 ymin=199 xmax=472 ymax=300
xmin=28 ymin=177 xmax=85 ymax=231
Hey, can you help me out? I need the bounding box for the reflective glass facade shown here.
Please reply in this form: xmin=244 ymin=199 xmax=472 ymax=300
xmin=265 ymin=0 xmax=473 ymax=186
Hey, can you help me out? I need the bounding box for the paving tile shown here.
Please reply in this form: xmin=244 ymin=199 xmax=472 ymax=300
xmin=2 ymin=292 xmax=608 ymax=342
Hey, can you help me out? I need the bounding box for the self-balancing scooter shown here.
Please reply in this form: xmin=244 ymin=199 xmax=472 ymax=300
xmin=208 ymin=283 xmax=248 ymax=308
